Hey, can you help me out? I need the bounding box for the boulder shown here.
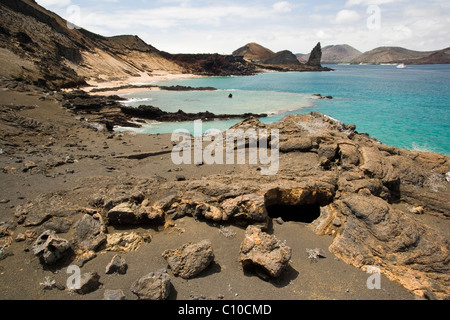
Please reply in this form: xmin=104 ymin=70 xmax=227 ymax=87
xmin=105 ymin=254 xmax=128 ymax=274
xmin=162 ymin=240 xmax=215 ymax=279
xmin=239 ymin=226 xmax=292 ymax=280
xmin=130 ymin=270 xmax=172 ymax=300
xmin=32 ymin=230 xmax=72 ymax=265
xmin=76 ymin=272 xmax=101 ymax=295
xmin=73 ymin=213 xmax=106 ymax=252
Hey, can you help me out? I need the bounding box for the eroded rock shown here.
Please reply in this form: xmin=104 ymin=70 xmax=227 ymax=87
xmin=221 ymin=193 xmax=267 ymax=226
xmin=105 ymin=232 xmax=147 ymax=252
xmin=162 ymin=240 xmax=214 ymax=279
xmin=76 ymin=272 xmax=101 ymax=295
xmin=107 ymin=202 xmax=164 ymax=225
xmin=32 ymin=230 xmax=72 ymax=265
xmin=239 ymin=226 xmax=292 ymax=280
xmin=327 ymin=193 xmax=450 ymax=299
xmin=105 ymin=254 xmax=128 ymax=274
xmin=73 ymin=213 xmax=106 ymax=252
xmin=130 ymin=270 xmax=172 ymax=300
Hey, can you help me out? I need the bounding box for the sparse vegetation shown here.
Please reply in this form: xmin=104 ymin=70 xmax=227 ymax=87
xmin=39 ymin=277 xmax=56 ymax=290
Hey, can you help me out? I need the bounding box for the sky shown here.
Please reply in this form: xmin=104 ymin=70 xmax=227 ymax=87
xmin=35 ymin=0 xmax=450 ymax=54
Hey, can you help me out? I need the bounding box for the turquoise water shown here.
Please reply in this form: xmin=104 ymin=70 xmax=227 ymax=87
xmin=118 ymin=64 xmax=450 ymax=156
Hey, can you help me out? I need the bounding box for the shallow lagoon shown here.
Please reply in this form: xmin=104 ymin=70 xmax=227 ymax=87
xmin=118 ymin=64 xmax=450 ymax=156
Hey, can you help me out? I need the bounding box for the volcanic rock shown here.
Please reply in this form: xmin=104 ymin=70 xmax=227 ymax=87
xmin=239 ymin=226 xmax=292 ymax=280
xmin=307 ymin=42 xmax=323 ymax=67
xmin=76 ymin=272 xmax=101 ymax=295
xmin=32 ymin=230 xmax=72 ymax=265
xmin=162 ymin=240 xmax=215 ymax=279
xmin=130 ymin=270 xmax=172 ymax=300
xmin=105 ymin=254 xmax=128 ymax=275
xmin=73 ymin=213 xmax=106 ymax=252
xmin=104 ymin=232 xmax=147 ymax=253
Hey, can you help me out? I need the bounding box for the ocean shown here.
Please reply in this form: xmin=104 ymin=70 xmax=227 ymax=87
xmin=118 ymin=64 xmax=450 ymax=156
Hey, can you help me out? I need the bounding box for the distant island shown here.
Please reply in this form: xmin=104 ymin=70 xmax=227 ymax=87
xmin=297 ymin=44 xmax=450 ymax=65
xmin=232 ymin=42 xmax=332 ymax=72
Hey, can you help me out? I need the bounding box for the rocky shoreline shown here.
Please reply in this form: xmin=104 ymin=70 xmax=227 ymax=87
xmin=0 ymin=83 xmax=449 ymax=300
xmin=89 ymin=84 xmax=218 ymax=94
xmin=61 ymin=89 xmax=268 ymax=130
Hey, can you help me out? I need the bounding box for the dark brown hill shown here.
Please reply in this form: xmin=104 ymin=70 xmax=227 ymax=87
xmin=405 ymin=47 xmax=450 ymax=65
xmin=0 ymin=0 xmax=185 ymax=89
xmin=263 ymin=50 xmax=300 ymax=66
xmin=350 ymin=46 xmax=445 ymax=64
xmin=232 ymin=42 xmax=276 ymax=63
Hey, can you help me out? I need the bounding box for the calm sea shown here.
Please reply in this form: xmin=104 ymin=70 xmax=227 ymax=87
xmin=119 ymin=64 xmax=450 ymax=156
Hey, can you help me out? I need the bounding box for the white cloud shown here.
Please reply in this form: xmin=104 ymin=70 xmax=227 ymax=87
xmin=345 ymin=0 xmax=405 ymax=6
xmin=80 ymin=4 xmax=278 ymax=32
xmin=36 ymin=0 xmax=71 ymax=7
xmin=335 ymin=10 xmax=361 ymax=24
xmin=273 ymin=1 xmax=292 ymax=13
xmin=35 ymin=0 xmax=450 ymax=54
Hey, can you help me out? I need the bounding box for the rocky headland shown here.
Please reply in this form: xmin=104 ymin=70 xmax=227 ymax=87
xmin=233 ymin=42 xmax=333 ymax=72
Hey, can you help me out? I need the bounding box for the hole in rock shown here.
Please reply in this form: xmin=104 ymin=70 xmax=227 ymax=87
xmin=266 ymin=204 xmax=321 ymax=223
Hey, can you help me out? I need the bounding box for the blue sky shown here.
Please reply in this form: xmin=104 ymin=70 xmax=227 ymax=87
xmin=36 ymin=0 xmax=450 ymax=54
